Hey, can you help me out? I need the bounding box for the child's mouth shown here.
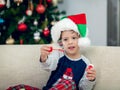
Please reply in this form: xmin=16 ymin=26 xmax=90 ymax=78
xmin=68 ymin=46 xmax=75 ymax=50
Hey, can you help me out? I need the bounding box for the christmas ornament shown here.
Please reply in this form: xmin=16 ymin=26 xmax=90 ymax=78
xmin=17 ymin=16 xmax=27 ymax=31
xmin=6 ymin=0 xmax=10 ymax=8
xmin=28 ymin=0 xmax=34 ymax=11
xmin=47 ymin=0 xmax=52 ymax=4
xmin=86 ymin=64 xmax=94 ymax=79
xmin=33 ymin=19 xmax=38 ymax=26
xmin=43 ymin=27 xmax=50 ymax=37
xmin=48 ymin=46 xmax=64 ymax=52
xmin=17 ymin=23 xmax=27 ymax=32
xmin=0 ymin=18 xmax=4 ymax=24
xmin=0 ymin=0 xmax=5 ymax=8
xmin=20 ymin=39 xmax=23 ymax=44
xmin=26 ymin=0 xmax=34 ymax=16
xmin=88 ymin=64 xmax=94 ymax=70
xmin=51 ymin=21 xmax=57 ymax=25
xmin=6 ymin=36 xmax=15 ymax=44
xmin=48 ymin=47 xmax=53 ymax=52
xmin=26 ymin=9 xmax=32 ymax=16
xmin=52 ymin=0 xmax=58 ymax=6
xmin=36 ymin=4 xmax=45 ymax=14
xmin=34 ymin=31 xmax=40 ymax=42
xmin=14 ymin=0 xmax=23 ymax=6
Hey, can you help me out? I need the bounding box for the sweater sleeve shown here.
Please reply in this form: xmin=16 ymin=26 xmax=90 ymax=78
xmin=78 ymin=55 xmax=96 ymax=90
xmin=40 ymin=50 xmax=64 ymax=71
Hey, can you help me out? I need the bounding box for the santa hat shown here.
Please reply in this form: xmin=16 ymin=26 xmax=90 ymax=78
xmin=51 ymin=13 xmax=91 ymax=47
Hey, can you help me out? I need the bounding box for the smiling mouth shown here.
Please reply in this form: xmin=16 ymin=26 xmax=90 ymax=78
xmin=68 ymin=46 xmax=75 ymax=50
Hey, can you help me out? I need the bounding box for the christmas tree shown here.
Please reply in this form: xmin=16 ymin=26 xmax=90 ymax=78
xmin=0 ymin=0 xmax=65 ymax=44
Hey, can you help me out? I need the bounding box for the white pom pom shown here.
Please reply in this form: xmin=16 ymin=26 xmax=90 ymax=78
xmin=78 ymin=37 xmax=91 ymax=47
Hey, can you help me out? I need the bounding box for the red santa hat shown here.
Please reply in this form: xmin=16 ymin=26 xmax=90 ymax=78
xmin=51 ymin=13 xmax=91 ymax=47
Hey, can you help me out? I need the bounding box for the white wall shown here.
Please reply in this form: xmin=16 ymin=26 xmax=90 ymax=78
xmin=58 ymin=0 xmax=107 ymax=46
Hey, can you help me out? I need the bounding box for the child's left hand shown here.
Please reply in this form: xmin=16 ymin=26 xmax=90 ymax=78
xmin=86 ymin=65 xmax=96 ymax=81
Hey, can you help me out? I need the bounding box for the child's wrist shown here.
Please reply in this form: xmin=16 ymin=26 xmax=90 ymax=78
xmin=39 ymin=56 xmax=48 ymax=62
xmin=89 ymin=78 xmax=96 ymax=82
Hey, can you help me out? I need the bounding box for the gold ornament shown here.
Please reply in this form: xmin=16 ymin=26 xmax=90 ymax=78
xmin=28 ymin=0 xmax=34 ymax=11
xmin=6 ymin=36 xmax=15 ymax=44
xmin=34 ymin=31 xmax=40 ymax=42
xmin=52 ymin=0 xmax=58 ymax=6
xmin=51 ymin=21 xmax=57 ymax=25
xmin=14 ymin=0 xmax=23 ymax=6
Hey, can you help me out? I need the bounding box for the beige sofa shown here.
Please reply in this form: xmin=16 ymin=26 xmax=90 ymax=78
xmin=0 ymin=45 xmax=120 ymax=90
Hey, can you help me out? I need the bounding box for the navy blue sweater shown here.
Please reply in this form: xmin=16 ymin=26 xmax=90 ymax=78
xmin=43 ymin=55 xmax=87 ymax=90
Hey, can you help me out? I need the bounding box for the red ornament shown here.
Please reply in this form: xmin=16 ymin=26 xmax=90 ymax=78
xmin=20 ymin=39 xmax=23 ymax=44
xmin=48 ymin=47 xmax=53 ymax=52
xmin=0 ymin=0 xmax=5 ymax=8
xmin=88 ymin=64 xmax=94 ymax=70
xmin=36 ymin=4 xmax=45 ymax=14
xmin=17 ymin=23 xmax=27 ymax=32
xmin=0 ymin=4 xmax=5 ymax=8
xmin=47 ymin=0 xmax=52 ymax=3
xmin=43 ymin=28 xmax=50 ymax=37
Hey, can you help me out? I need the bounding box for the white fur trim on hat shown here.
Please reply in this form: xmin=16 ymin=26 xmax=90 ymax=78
xmin=78 ymin=37 xmax=91 ymax=47
xmin=51 ymin=18 xmax=79 ymax=43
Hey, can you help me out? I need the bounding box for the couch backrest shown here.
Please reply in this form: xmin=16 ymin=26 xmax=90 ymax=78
xmin=0 ymin=45 xmax=120 ymax=90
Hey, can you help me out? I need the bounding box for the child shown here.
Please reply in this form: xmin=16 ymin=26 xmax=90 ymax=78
xmin=40 ymin=13 xmax=96 ymax=90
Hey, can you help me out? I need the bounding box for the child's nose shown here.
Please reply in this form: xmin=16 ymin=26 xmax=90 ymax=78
xmin=68 ymin=39 xmax=73 ymax=44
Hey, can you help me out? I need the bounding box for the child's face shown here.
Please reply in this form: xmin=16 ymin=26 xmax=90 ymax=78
xmin=61 ymin=30 xmax=80 ymax=55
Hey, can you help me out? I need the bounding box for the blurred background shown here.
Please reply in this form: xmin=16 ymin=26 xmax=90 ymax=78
xmin=0 ymin=0 xmax=120 ymax=46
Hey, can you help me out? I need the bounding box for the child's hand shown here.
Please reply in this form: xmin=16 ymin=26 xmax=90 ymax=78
xmin=40 ymin=46 xmax=52 ymax=62
xmin=86 ymin=64 xmax=96 ymax=81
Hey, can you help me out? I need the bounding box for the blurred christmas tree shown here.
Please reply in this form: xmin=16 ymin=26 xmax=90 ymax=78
xmin=0 ymin=0 xmax=66 ymax=44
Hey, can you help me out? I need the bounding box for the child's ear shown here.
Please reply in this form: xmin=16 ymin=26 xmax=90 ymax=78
xmin=78 ymin=34 xmax=80 ymax=38
xmin=58 ymin=40 xmax=63 ymax=47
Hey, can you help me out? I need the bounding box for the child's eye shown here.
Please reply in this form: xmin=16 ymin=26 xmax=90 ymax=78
xmin=72 ymin=37 xmax=77 ymax=39
xmin=63 ymin=38 xmax=68 ymax=41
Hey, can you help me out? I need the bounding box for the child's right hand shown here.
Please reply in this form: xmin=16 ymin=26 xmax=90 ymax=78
xmin=40 ymin=46 xmax=52 ymax=62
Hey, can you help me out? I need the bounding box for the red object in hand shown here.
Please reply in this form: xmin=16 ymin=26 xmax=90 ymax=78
xmin=48 ymin=47 xmax=53 ymax=52
xmin=88 ymin=64 xmax=94 ymax=70
xmin=48 ymin=46 xmax=64 ymax=52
